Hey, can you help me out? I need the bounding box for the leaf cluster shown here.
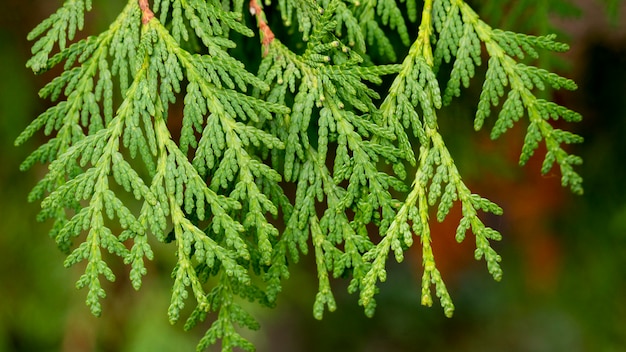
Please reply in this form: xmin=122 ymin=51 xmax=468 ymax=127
xmin=18 ymin=0 xmax=586 ymax=350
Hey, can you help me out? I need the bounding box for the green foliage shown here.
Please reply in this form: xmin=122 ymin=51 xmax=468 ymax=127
xmin=18 ymin=0 xmax=587 ymax=350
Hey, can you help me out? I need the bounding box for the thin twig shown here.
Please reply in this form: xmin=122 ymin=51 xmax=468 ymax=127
xmin=249 ymin=0 xmax=275 ymax=56
xmin=139 ymin=0 xmax=155 ymax=24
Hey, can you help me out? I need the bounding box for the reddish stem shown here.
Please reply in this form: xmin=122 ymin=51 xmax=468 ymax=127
xmin=139 ymin=0 xmax=155 ymax=24
xmin=249 ymin=0 xmax=275 ymax=56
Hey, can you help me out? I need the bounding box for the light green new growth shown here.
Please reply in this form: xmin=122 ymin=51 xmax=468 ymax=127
xmin=18 ymin=0 xmax=584 ymax=350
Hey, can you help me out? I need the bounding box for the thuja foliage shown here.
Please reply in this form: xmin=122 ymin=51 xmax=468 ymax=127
xmin=18 ymin=0 xmax=585 ymax=350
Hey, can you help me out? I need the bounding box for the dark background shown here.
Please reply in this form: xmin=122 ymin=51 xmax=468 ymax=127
xmin=1 ymin=1 xmax=625 ymax=351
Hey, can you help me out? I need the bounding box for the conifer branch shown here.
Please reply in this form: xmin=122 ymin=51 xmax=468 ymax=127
xmin=18 ymin=0 xmax=585 ymax=350
xmin=361 ymin=0 xmax=503 ymax=317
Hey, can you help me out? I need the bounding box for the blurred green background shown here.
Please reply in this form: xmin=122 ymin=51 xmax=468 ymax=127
xmin=1 ymin=1 xmax=625 ymax=351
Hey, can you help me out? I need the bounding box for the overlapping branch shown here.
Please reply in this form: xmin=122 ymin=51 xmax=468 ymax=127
xmin=18 ymin=0 xmax=583 ymax=351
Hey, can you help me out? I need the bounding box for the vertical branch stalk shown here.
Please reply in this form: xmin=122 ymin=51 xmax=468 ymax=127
xmin=139 ymin=0 xmax=154 ymax=24
xmin=249 ymin=0 xmax=275 ymax=56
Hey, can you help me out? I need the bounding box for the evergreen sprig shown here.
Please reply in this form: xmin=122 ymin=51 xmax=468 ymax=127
xmin=433 ymin=0 xmax=583 ymax=194
xmin=18 ymin=0 xmax=585 ymax=350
